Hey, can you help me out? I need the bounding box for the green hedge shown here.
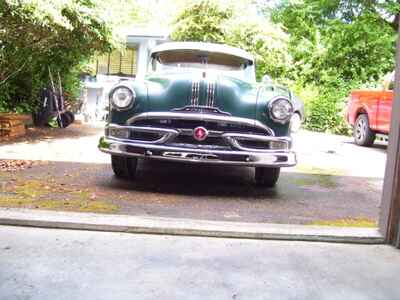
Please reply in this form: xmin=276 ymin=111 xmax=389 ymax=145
xmin=0 ymin=0 xmax=116 ymax=114
xmin=290 ymin=80 xmax=356 ymax=135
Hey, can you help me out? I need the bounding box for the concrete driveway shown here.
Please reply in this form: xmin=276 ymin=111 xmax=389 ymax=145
xmin=0 ymin=124 xmax=386 ymax=225
xmin=1 ymin=225 xmax=399 ymax=300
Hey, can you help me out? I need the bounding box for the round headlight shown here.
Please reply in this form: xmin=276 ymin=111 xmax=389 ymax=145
xmin=269 ymin=98 xmax=293 ymax=123
xmin=111 ymin=87 xmax=134 ymax=110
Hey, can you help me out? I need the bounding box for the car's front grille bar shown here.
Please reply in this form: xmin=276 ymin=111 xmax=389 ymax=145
xmin=177 ymin=128 xmax=223 ymax=137
xmin=107 ymin=124 xmax=178 ymax=144
xmin=107 ymin=124 xmax=289 ymax=152
xmin=223 ymin=133 xmax=291 ymax=152
xmin=127 ymin=112 xmax=275 ymax=136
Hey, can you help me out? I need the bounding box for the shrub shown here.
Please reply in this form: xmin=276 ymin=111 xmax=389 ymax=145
xmin=305 ymin=89 xmax=351 ymax=135
xmin=271 ymin=0 xmax=397 ymax=135
xmin=0 ymin=0 xmax=116 ymax=113
xmin=290 ymin=79 xmax=354 ymax=135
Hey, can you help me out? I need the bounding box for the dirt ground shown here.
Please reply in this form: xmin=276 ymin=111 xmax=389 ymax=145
xmin=0 ymin=123 xmax=386 ymax=226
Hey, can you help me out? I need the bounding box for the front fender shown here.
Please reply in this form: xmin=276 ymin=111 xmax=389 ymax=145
xmin=109 ymin=81 xmax=148 ymax=125
xmin=256 ymin=85 xmax=292 ymax=137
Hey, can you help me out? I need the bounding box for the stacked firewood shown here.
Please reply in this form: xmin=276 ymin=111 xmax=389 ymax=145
xmin=0 ymin=114 xmax=31 ymax=142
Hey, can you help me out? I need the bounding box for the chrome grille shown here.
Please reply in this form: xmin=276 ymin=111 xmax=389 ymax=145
xmin=133 ymin=119 xmax=268 ymax=135
xmin=167 ymin=134 xmax=230 ymax=150
xmin=128 ymin=112 xmax=275 ymax=136
xmin=125 ymin=112 xmax=281 ymax=151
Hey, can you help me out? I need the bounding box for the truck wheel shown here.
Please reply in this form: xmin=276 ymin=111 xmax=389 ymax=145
xmin=354 ymin=114 xmax=376 ymax=147
xmin=255 ymin=167 xmax=280 ymax=187
xmin=111 ymin=156 xmax=138 ymax=179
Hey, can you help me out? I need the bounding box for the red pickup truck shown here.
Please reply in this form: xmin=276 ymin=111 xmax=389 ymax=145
xmin=346 ymin=73 xmax=394 ymax=146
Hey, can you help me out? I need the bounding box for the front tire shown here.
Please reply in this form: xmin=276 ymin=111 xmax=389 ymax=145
xmin=111 ymin=156 xmax=138 ymax=179
xmin=354 ymin=114 xmax=376 ymax=147
xmin=255 ymin=167 xmax=280 ymax=187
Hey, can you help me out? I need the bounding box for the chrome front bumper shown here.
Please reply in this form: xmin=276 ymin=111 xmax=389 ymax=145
xmin=99 ymin=124 xmax=297 ymax=167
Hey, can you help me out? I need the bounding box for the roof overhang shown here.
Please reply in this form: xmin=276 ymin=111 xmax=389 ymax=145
xmin=150 ymin=42 xmax=254 ymax=64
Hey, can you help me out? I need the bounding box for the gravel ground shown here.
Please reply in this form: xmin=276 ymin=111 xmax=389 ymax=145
xmin=0 ymin=124 xmax=387 ymax=225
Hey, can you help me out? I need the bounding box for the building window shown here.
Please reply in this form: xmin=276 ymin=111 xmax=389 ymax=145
xmin=96 ymin=48 xmax=137 ymax=77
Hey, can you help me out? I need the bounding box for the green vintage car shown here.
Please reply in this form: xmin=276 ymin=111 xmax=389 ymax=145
xmin=99 ymin=42 xmax=297 ymax=187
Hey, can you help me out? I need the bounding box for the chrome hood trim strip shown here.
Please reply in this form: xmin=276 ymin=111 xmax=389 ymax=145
xmin=191 ymin=80 xmax=200 ymax=106
xmin=206 ymin=80 xmax=216 ymax=107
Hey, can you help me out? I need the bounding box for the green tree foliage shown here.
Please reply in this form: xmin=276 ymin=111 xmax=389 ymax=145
xmin=0 ymin=0 xmax=117 ymax=113
xmin=272 ymin=0 xmax=397 ymax=84
xmin=171 ymin=0 xmax=233 ymax=42
xmin=270 ymin=0 xmax=399 ymax=134
xmin=224 ymin=17 xmax=291 ymax=79
xmin=170 ymin=0 xmax=399 ymax=134
xmin=171 ymin=0 xmax=291 ymax=80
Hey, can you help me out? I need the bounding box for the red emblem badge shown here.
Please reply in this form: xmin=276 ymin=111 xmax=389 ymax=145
xmin=193 ymin=126 xmax=208 ymax=141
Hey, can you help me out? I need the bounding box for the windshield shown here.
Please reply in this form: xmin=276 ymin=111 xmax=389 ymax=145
xmin=149 ymin=49 xmax=256 ymax=82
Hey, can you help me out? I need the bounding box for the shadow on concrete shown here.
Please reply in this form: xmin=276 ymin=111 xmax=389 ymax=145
xmin=0 ymin=159 xmax=382 ymax=224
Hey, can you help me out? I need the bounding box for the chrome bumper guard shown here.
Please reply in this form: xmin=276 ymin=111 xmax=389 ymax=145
xmin=99 ymin=124 xmax=297 ymax=167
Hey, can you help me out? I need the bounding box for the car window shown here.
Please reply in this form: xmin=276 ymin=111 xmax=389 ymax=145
xmin=155 ymin=50 xmax=251 ymax=68
xmin=149 ymin=50 xmax=256 ymax=82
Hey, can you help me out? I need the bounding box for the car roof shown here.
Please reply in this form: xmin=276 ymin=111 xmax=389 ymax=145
xmin=150 ymin=42 xmax=254 ymax=63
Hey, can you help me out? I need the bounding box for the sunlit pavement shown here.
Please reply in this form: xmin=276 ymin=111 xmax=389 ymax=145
xmin=0 ymin=225 xmax=399 ymax=300
xmin=0 ymin=125 xmax=387 ymax=178
xmin=0 ymin=123 xmax=108 ymax=164
xmin=0 ymin=124 xmax=386 ymax=225
xmin=292 ymin=130 xmax=387 ymax=179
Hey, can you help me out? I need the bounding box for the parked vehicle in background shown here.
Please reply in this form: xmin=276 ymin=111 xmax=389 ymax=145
xmin=346 ymin=72 xmax=394 ymax=146
xmin=99 ymin=42 xmax=298 ymax=187
xmin=290 ymin=94 xmax=305 ymax=132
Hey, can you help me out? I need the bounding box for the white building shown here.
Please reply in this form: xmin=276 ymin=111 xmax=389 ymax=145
xmin=80 ymin=29 xmax=169 ymax=122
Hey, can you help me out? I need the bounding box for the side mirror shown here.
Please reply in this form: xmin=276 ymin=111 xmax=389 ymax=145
xmin=262 ymin=75 xmax=272 ymax=84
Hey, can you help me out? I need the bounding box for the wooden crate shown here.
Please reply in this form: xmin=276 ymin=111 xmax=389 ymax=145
xmin=0 ymin=113 xmax=32 ymax=122
xmin=0 ymin=114 xmax=27 ymax=141
xmin=0 ymin=119 xmax=23 ymax=128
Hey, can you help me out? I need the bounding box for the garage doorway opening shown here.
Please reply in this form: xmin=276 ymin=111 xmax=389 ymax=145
xmin=0 ymin=3 xmax=400 ymax=245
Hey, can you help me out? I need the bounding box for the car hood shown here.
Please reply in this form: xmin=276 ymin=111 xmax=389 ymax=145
xmin=109 ymin=72 xmax=292 ymax=137
xmin=144 ymin=73 xmax=259 ymax=120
